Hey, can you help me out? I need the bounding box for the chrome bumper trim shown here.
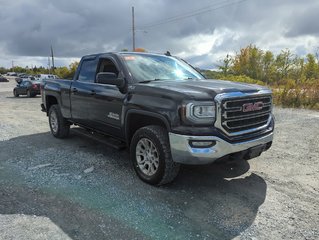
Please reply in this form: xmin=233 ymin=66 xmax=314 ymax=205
xmin=169 ymin=132 xmax=274 ymax=165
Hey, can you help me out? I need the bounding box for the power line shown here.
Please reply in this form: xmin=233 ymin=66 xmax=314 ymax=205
xmin=138 ymin=0 xmax=247 ymax=29
xmin=142 ymin=0 xmax=233 ymax=25
xmin=137 ymin=0 xmax=248 ymax=30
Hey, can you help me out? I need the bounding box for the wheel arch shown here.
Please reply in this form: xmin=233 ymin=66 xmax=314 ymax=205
xmin=125 ymin=110 xmax=171 ymax=145
xmin=45 ymin=95 xmax=59 ymax=115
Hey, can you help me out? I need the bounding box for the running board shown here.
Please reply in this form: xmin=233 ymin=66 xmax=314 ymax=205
xmin=72 ymin=127 xmax=126 ymax=150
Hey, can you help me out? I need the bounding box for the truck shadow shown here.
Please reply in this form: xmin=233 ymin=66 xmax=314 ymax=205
xmin=0 ymin=131 xmax=267 ymax=240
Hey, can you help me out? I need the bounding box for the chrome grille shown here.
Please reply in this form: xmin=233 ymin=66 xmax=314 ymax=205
xmin=215 ymin=91 xmax=273 ymax=136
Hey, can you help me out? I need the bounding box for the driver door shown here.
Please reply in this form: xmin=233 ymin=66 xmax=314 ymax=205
xmin=89 ymin=56 xmax=126 ymax=138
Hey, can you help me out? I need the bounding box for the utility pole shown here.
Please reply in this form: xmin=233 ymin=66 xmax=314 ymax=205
xmin=50 ymin=45 xmax=55 ymax=73
xmin=132 ymin=6 xmax=135 ymax=51
xmin=48 ymin=56 xmax=51 ymax=74
xmin=11 ymin=60 xmax=14 ymax=69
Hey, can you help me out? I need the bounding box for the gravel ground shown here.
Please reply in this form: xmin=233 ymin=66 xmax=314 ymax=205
xmin=0 ymin=78 xmax=318 ymax=240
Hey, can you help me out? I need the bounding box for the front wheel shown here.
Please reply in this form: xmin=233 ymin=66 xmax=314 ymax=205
xmin=48 ymin=104 xmax=70 ymax=138
xmin=130 ymin=125 xmax=180 ymax=186
xmin=13 ymin=89 xmax=19 ymax=97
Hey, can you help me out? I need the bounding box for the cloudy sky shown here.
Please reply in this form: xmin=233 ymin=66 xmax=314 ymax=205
xmin=0 ymin=0 xmax=318 ymax=69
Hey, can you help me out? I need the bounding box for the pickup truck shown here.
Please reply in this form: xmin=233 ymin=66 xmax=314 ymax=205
xmin=41 ymin=52 xmax=274 ymax=185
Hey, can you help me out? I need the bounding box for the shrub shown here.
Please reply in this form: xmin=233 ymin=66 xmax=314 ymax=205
xmin=272 ymin=81 xmax=319 ymax=110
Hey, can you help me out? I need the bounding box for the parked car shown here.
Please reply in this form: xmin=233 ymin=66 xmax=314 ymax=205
xmin=0 ymin=74 xmax=9 ymax=82
xmin=6 ymin=72 xmax=17 ymax=76
xmin=35 ymin=74 xmax=59 ymax=83
xmin=15 ymin=75 xmax=33 ymax=84
xmin=13 ymin=80 xmax=40 ymax=97
xmin=17 ymin=73 xmax=29 ymax=78
xmin=41 ymin=52 xmax=274 ymax=185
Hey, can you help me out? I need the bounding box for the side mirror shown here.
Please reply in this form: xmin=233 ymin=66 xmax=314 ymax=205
xmin=96 ymin=72 xmax=125 ymax=88
xmin=16 ymin=78 xmax=22 ymax=84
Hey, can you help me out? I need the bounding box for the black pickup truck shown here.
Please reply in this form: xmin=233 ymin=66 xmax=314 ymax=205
xmin=41 ymin=52 xmax=274 ymax=185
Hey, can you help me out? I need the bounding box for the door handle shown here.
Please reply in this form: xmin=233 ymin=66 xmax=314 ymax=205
xmin=90 ymin=90 xmax=96 ymax=96
xmin=71 ymin=87 xmax=78 ymax=93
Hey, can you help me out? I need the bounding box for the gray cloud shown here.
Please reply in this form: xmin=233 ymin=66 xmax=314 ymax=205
xmin=285 ymin=4 xmax=319 ymax=37
xmin=0 ymin=0 xmax=318 ymax=68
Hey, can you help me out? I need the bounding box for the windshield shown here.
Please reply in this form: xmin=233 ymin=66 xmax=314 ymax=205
xmin=120 ymin=53 xmax=204 ymax=82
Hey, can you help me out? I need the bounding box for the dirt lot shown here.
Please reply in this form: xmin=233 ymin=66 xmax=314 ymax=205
xmin=0 ymin=78 xmax=318 ymax=240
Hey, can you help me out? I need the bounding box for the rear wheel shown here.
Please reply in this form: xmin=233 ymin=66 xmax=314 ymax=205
xmin=48 ymin=104 xmax=70 ymax=138
xmin=130 ymin=125 xmax=180 ymax=186
xmin=13 ymin=89 xmax=19 ymax=97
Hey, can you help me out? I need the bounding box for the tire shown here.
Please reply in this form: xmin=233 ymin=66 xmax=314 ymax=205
xmin=48 ymin=104 xmax=70 ymax=138
xmin=27 ymin=90 xmax=31 ymax=98
xmin=130 ymin=125 xmax=180 ymax=186
xmin=13 ymin=90 xmax=19 ymax=97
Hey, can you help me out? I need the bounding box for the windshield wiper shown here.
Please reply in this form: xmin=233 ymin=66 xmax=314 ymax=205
xmin=139 ymin=79 xmax=164 ymax=83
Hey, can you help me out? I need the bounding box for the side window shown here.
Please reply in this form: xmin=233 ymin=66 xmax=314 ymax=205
xmin=97 ymin=58 xmax=119 ymax=77
xmin=78 ymin=59 xmax=98 ymax=82
xmin=21 ymin=81 xmax=30 ymax=86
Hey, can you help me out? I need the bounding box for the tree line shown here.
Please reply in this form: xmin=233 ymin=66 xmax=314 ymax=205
xmin=0 ymin=62 xmax=79 ymax=80
xmin=205 ymin=44 xmax=319 ymax=85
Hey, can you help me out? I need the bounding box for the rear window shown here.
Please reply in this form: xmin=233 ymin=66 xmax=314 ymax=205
xmin=78 ymin=58 xmax=98 ymax=82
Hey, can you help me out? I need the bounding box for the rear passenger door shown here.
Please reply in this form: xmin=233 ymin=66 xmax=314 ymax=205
xmin=70 ymin=56 xmax=99 ymax=126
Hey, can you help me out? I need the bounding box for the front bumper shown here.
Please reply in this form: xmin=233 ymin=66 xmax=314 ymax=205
xmin=31 ymin=89 xmax=40 ymax=95
xmin=169 ymin=132 xmax=273 ymax=165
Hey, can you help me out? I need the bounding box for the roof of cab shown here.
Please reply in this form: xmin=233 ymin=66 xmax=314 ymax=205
xmin=81 ymin=51 xmax=171 ymax=60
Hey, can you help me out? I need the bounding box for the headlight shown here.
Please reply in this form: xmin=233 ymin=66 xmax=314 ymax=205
xmin=184 ymin=102 xmax=215 ymax=124
xmin=193 ymin=105 xmax=215 ymax=118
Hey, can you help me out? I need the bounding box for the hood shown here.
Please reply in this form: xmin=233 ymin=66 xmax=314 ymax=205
xmin=133 ymin=79 xmax=269 ymax=100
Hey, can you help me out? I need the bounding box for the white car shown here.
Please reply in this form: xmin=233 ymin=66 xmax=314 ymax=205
xmin=35 ymin=74 xmax=59 ymax=83
xmin=6 ymin=72 xmax=17 ymax=76
xmin=15 ymin=76 xmax=36 ymax=84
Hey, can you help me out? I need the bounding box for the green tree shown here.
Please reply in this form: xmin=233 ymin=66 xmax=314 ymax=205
xmin=262 ymin=51 xmax=275 ymax=83
xmin=55 ymin=67 xmax=70 ymax=79
xmin=290 ymin=57 xmax=305 ymax=83
xmin=304 ymin=53 xmax=319 ymax=80
xmin=232 ymin=45 xmax=263 ymax=80
xmin=218 ymin=54 xmax=232 ymax=75
xmin=0 ymin=67 xmax=8 ymax=74
xmin=67 ymin=61 xmax=79 ymax=79
xmin=275 ymin=49 xmax=295 ymax=80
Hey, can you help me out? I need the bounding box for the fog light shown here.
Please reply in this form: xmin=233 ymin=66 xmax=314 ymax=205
xmin=189 ymin=140 xmax=216 ymax=148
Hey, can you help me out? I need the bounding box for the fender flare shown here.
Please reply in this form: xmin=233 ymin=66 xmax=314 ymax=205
xmin=124 ymin=109 xmax=171 ymax=142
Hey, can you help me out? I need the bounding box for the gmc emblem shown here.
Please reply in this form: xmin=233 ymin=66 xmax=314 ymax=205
xmin=242 ymin=101 xmax=264 ymax=112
